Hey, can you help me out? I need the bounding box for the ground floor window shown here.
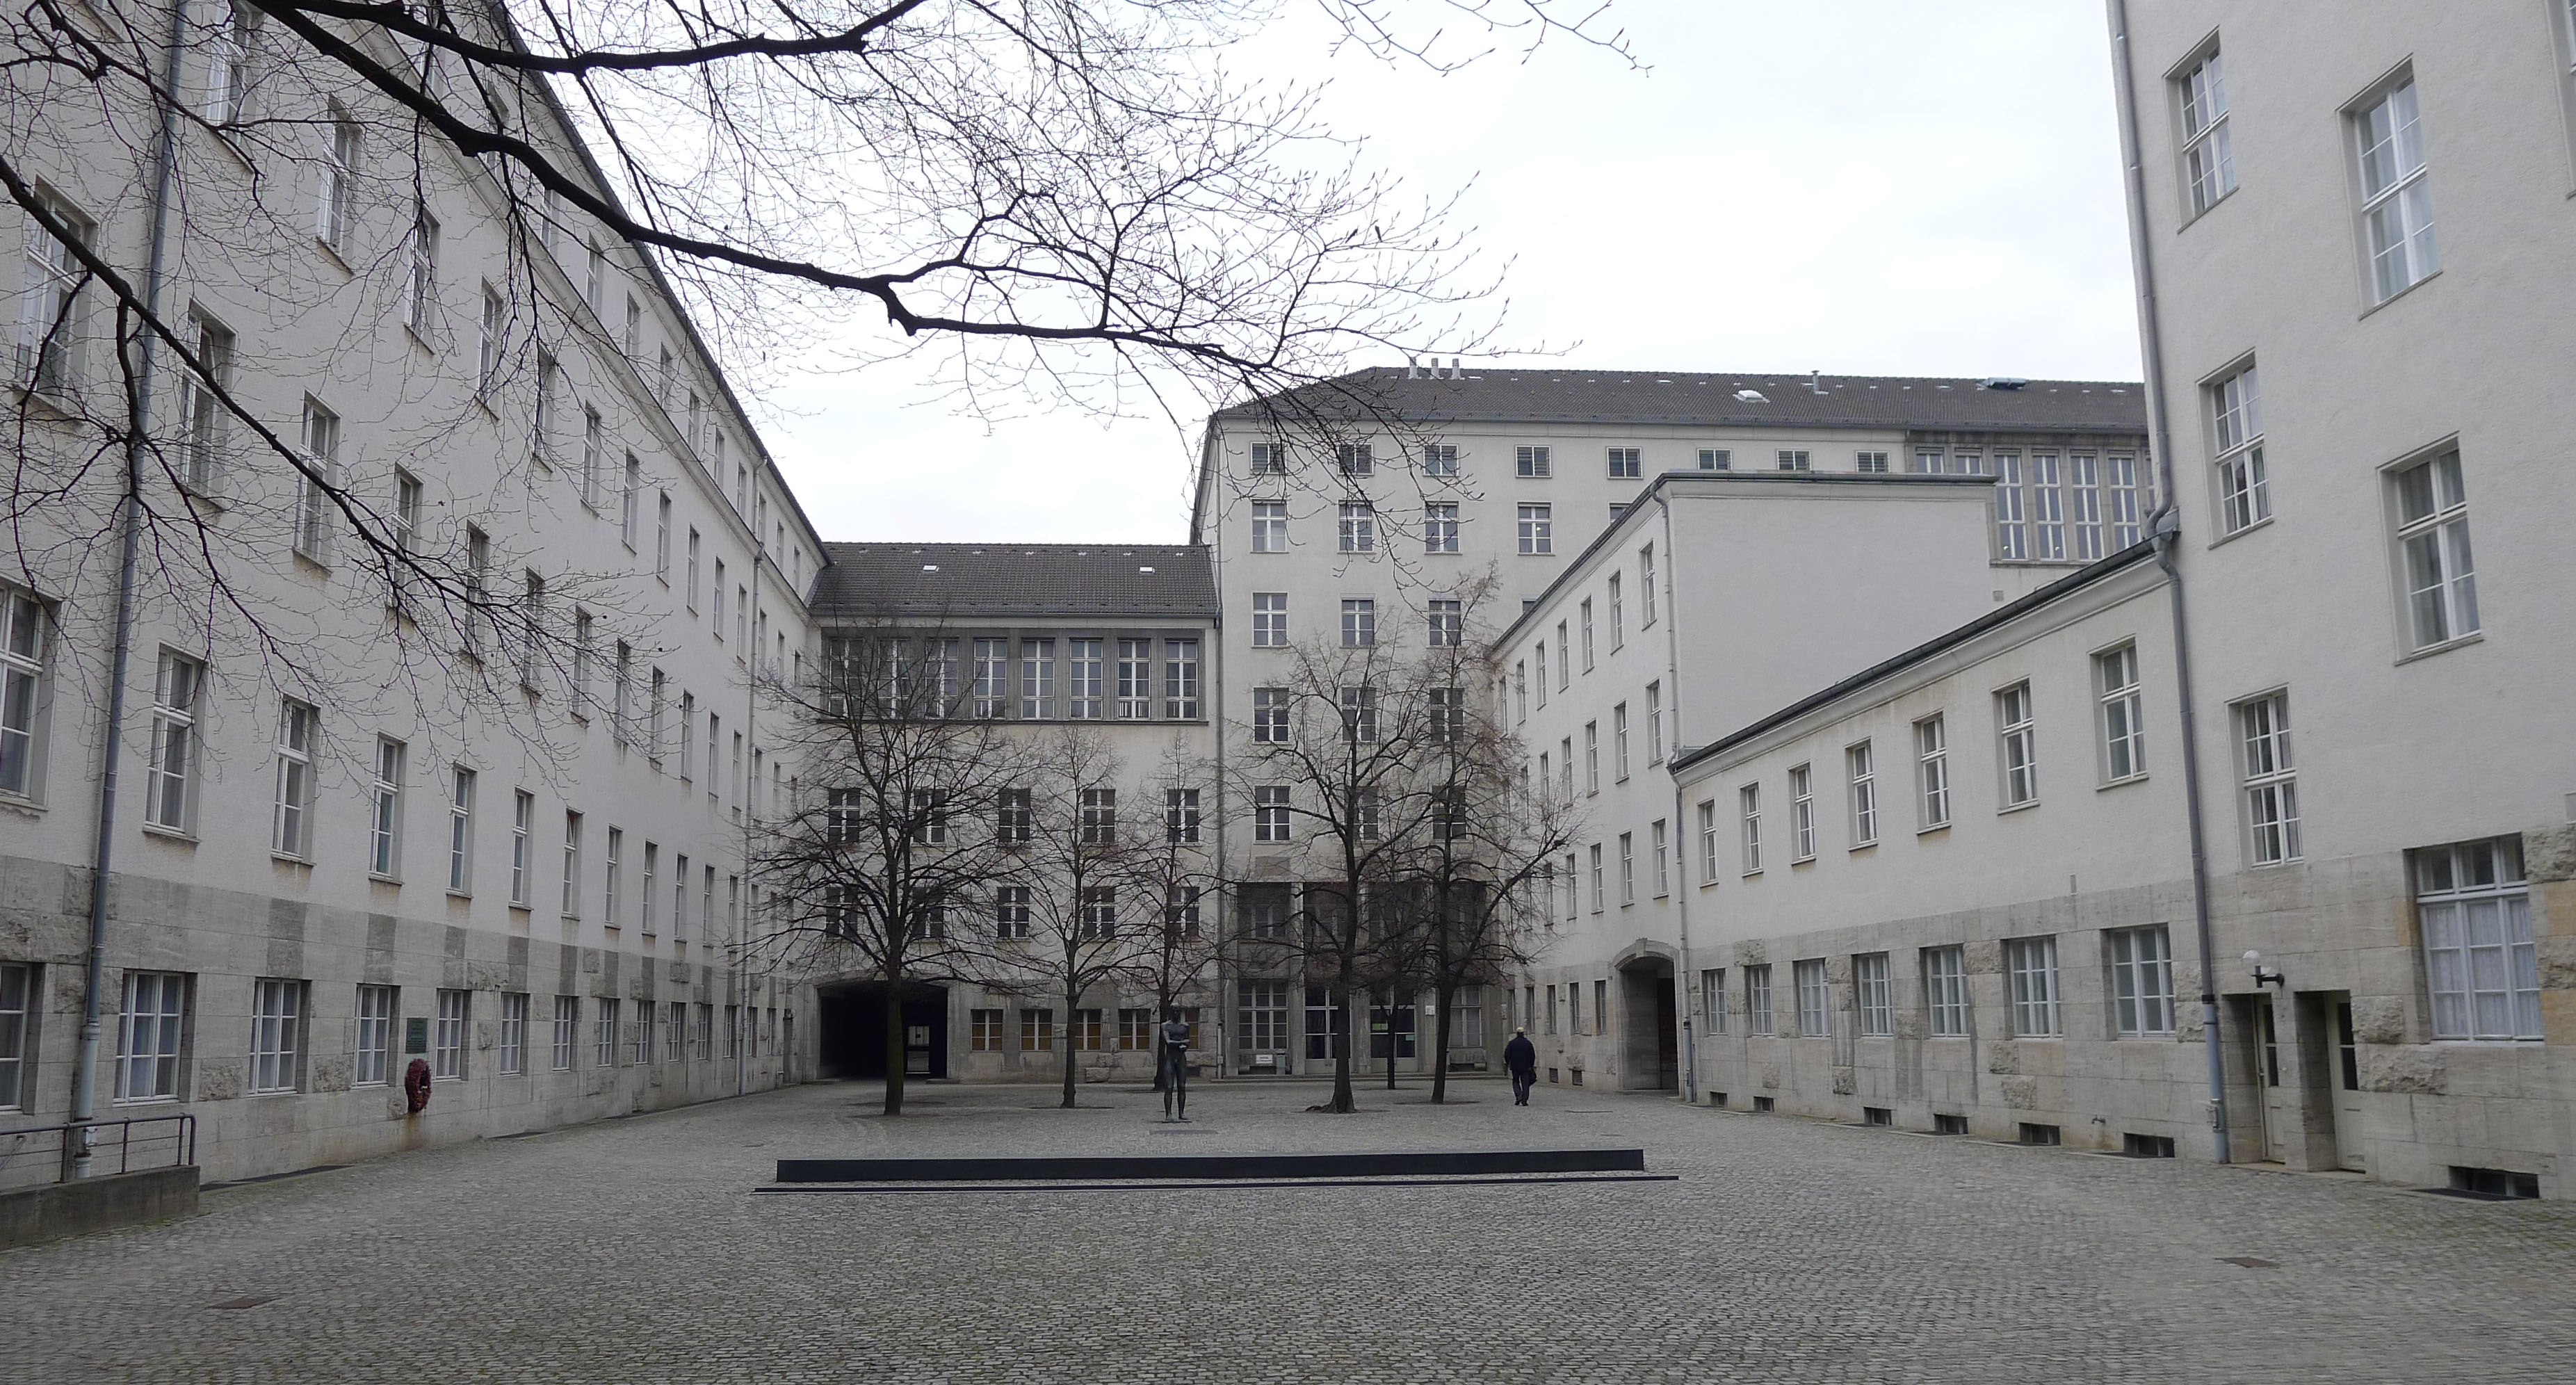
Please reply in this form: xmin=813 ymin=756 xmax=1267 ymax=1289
xmin=435 ymin=988 xmax=469 ymax=1080
xmin=1450 ymin=985 xmax=1484 ymax=1048
xmin=1021 ymin=1007 xmax=1054 ymax=1052
xmin=1072 ymin=1007 xmax=1105 ymax=1052
xmin=1369 ymin=989 xmax=1417 ymax=1060
xmin=553 ymin=996 xmax=578 ymax=1071
xmin=2418 ymin=837 xmax=2539 ymax=1041
xmin=1238 ymin=982 xmax=1288 ymax=1055
xmin=1304 ymin=987 xmax=1344 ymax=1060
xmin=119 ymin=971 xmax=188 ymax=1101
xmin=0 ymin=961 xmax=30 ymax=1110
xmin=499 ymin=992 xmax=526 ymax=1075
xmin=596 ymin=998 xmax=622 ymax=1068
xmin=970 ymin=1007 xmax=1004 ymax=1051
xmin=1117 ymin=1007 xmax=1153 ymax=1051
xmin=250 ymin=978 xmax=304 ymax=1094
xmin=2106 ymin=926 xmax=2173 ymax=1037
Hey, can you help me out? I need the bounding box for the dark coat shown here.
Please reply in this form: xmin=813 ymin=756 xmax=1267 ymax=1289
xmin=1502 ymin=1034 xmax=1537 ymax=1076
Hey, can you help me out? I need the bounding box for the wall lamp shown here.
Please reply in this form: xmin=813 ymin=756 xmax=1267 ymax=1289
xmin=2243 ymin=950 xmax=2287 ymax=989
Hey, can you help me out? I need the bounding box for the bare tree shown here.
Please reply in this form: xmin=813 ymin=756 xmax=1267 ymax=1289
xmin=754 ymin=621 xmax=1028 ymax=1114
xmin=1123 ymin=738 xmax=1224 ymax=1090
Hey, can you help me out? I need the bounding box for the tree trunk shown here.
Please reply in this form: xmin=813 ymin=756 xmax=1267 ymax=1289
xmin=882 ymin=969 xmax=907 ymax=1116
xmin=1430 ymin=982 xmax=1455 ymax=1103
xmin=1061 ymin=981 xmax=1081 ymax=1108
xmin=1327 ymin=955 xmax=1356 ymax=1112
xmin=1384 ymin=992 xmax=1398 ymax=1090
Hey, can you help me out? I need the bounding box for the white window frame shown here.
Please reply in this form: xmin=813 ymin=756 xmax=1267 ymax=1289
xmin=294 ymin=398 xmax=339 ymax=563
xmin=2417 ymin=837 xmax=2540 ymax=1042
xmin=1697 ymin=800 xmax=1717 ymax=884
xmin=2006 ymin=936 xmax=2061 ymax=1037
xmin=116 ymin=971 xmax=186 ymax=1101
xmin=270 ymin=699 xmax=316 ymax=858
xmin=2236 ymin=691 xmax=2299 ymax=866
xmin=1516 ymin=444 xmax=1551 ymax=478
xmin=1995 ymin=681 xmax=2037 ymax=809
xmin=1923 ymin=946 xmax=1968 ymax=1038
xmin=249 ymin=978 xmax=303 ymax=1094
xmin=368 ymin=738 xmax=404 ymax=877
xmin=1744 ymin=964 xmax=1773 ymax=1037
xmin=1425 ymin=502 xmax=1459 ymax=553
xmin=1340 ymin=598 xmax=1375 ymax=648
xmin=552 ymin=996 xmax=577 ymax=1071
xmin=2390 ymin=448 xmax=2477 ymax=651
xmin=1915 ymin=716 xmax=1950 ymax=829
xmin=145 ymin=650 xmax=202 ymax=833
xmin=1847 ymin=740 xmax=1877 ymax=846
xmin=1251 ymin=500 xmax=1288 ymax=553
xmin=1794 ymin=959 xmax=1829 ymax=1037
xmin=1855 ymin=953 xmax=1892 ymax=1037
xmin=446 ymin=766 xmax=475 ymax=893
xmin=2176 ymin=46 xmax=2236 ymax=218
xmin=1427 ymin=597 xmax=1462 ymax=649
xmin=2208 ymin=363 xmax=2268 ymax=535
xmin=509 ymin=789 xmax=533 ymax=906
xmin=2096 ymin=645 xmax=2146 ymax=783
xmin=2107 ymin=925 xmax=2175 ymax=1037
xmin=353 ymin=983 xmax=394 ymax=1087
xmin=499 ymin=991 xmax=526 ymax=1075
xmin=1336 ymin=501 xmax=1375 ymax=553
xmin=1516 ymin=504 xmax=1552 ymax=555
xmin=433 ymin=988 xmax=468 ymax=1080
xmin=1738 ymin=783 xmax=1762 ymax=875
xmin=1701 ymin=967 xmax=1727 ymax=1035
xmin=1788 ymin=763 xmax=1815 ymax=861
xmin=2354 ymin=76 xmax=2437 ymax=304
xmin=1651 ymin=819 xmax=1669 ymax=896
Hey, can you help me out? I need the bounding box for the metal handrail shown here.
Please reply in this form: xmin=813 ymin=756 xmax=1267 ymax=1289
xmin=0 ymin=1114 xmax=197 ymax=1183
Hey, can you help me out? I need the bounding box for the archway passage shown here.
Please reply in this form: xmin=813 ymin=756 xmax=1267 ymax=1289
xmin=1618 ymin=957 xmax=1678 ymax=1092
xmin=818 ymin=980 xmax=950 ymax=1080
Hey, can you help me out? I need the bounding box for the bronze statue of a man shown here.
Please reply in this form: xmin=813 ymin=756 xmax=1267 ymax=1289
xmin=1158 ymin=1014 xmax=1192 ymax=1122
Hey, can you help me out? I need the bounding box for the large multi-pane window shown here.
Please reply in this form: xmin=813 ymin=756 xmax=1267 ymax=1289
xmin=401 ymin=205 xmax=438 ymax=337
xmin=1854 ymin=953 xmax=1892 ymax=1037
xmin=1163 ymin=638 xmax=1200 ymax=718
xmin=117 ymin=971 xmax=186 ymax=1101
xmin=1019 ymin=638 xmax=1055 ymax=718
xmin=1995 ymin=682 xmax=2036 ymax=809
xmin=1744 ymin=965 xmax=1774 ymax=1036
xmin=1337 ymin=501 xmax=1375 ymax=553
xmin=368 ymin=738 xmax=404 ymax=877
xmin=318 ymin=109 xmax=359 ymax=248
xmin=596 ymin=997 xmax=622 ymax=1067
xmin=2097 ymin=645 xmax=2145 ymax=782
xmin=1516 ymin=444 xmax=1551 ymax=478
xmin=353 ymin=984 xmax=394 ymax=1087
xmin=1250 ymin=500 xmax=1288 ymax=552
xmin=1427 ymin=598 xmax=1462 ymax=648
xmin=446 ymin=766 xmax=476 ymax=893
xmin=1923 ymin=946 xmax=1968 ymax=1037
xmin=1067 ymin=638 xmax=1103 ymax=719
xmin=1993 ymin=450 xmax=2027 ymax=560
xmin=1340 ymin=599 xmax=1375 ymax=647
xmin=434 ymin=989 xmax=469 ymax=1080
xmin=1115 ymin=639 xmax=1153 ymax=719
xmin=1700 ymin=967 xmax=1727 ymax=1034
xmin=1425 ymin=502 xmax=1459 ymax=553
xmin=560 ymin=809 xmax=583 ymax=916
xmin=1697 ymin=800 xmax=1717 ymax=883
xmin=2236 ymin=692 xmax=2299 ymax=865
xmin=1337 ymin=684 xmax=1377 ymax=744
xmin=1248 ymin=440 xmax=1286 ymax=475
xmin=2417 ymin=838 xmax=2539 ymax=1042
xmin=994 ymin=885 xmax=1031 ymax=939
xmin=1079 ymin=787 xmax=1118 ymax=844
xmin=2208 ymin=364 xmax=2267 ymax=534
xmin=1793 ymin=959 xmax=1830 ymax=1037
xmin=1788 ymin=764 xmax=1815 ymax=861
xmin=1915 ymin=717 xmax=1950 ymax=829
xmin=1738 ymin=786 xmax=1762 ymax=874
xmin=1847 ymin=740 xmax=1877 ymax=845
xmin=499 ymin=992 xmax=527 ymax=1076
xmin=2392 ymin=450 xmax=2477 ymax=651
xmin=178 ymin=311 xmax=234 ymax=493
xmin=19 ymin=192 xmax=91 ymax=395
xmin=146 ymin=651 xmax=202 ymax=832
xmin=2006 ymin=937 xmax=2061 ymax=1037
xmin=1254 ymin=785 xmax=1291 ymax=842
xmin=1421 ymin=443 xmax=1458 ymax=477
xmin=1517 ymin=504 xmax=1552 ymax=555
xmin=552 ymin=996 xmax=578 ymax=1071
xmin=1165 ymin=787 xmax=1201 ymax=843
xmin=250 ymin=978 xmax=303 ymax=1094
xmin=1251 ymin=592 xmax=1287 ymax=647
xmin=2355 ymin=77 xmax=2436 ymax=302
xmin=0 ymin=962 xmax=30 ymax=1109
xmin=0 ymin=587 xmax=48 ymax=800
xmin=1021 ymin=1008 xmax=1055 ymax=1053
xmin=295 ymin=399 xmax=339 ymax=561
xmin=1251 ymin=686 xmax=1289 ymax=743
xmin=2177 ymin=47 xmax=2235 ymax=216
xmin=970 ymin=638 xmax=1010 ymax=718
xmin=271 ymin=701 xmax=316 ymax=857
xmin=2107 ymin=926 xmax=2174 ymax=1037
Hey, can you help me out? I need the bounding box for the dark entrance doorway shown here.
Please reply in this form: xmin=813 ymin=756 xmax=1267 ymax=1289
xmin=1617 ymin=954 xmax=1678 ymax=1092
xmin=818 ymin=980 xmax=949 ymax=1080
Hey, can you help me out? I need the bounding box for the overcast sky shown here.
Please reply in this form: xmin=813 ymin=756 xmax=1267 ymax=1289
xmin=760 ymin=0 xmax=2145 ymax=547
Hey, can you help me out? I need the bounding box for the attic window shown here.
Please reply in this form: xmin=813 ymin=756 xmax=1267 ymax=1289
xmin=1138 ymin=565 xmax=1156 ymax=574
xmin=922 ymin=564 xmax=939 ymax=572
xmin=1732 ymin=389 xmax=1767 ymax=403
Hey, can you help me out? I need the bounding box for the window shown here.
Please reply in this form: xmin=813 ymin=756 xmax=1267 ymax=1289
xmin=2392 ymin=450 xmax=2477 ymax=650
xmin=1700 ymin=968 xmax=1726 ymax=1033
xmin=1923 ymin=947 xmax=1968 ymax=1037
xmin=1775 ymin=449 xmax=1811 ymax=472
xmin=667 ymin=1001 xmax=686 ymax=1061
xmin=911 ymin=788 xmax=950 ymax=845
xmin=1605 ymin=575 xmax=1625 ymax=651
xmin=1745 ymin=965 xmax=1774 ymax=1036
xmin=584 ymin=240 xmax=606 ymax=310
xmin=1251 ymin=592 xmax=1288 ymax=647
xmin=270 ymin=701 xmax=316 ymax=857
xmin=1579 ymin=599 xmax=1594 ymax=670
xmin=1337 ymin=443 xmax=1372 ymax=476
xmin=1855 ymin=450 xmax=1888 ymax=473
xmin=1340 ymin=599 xmax=1375 ymax=647
xmin=2237 ymin=692 xmax=2299 ymax=865
xmin=1416 ymin=597 xmax=1463 ymax=650
xmin=1644 ymin=683 xmax=1663 ymax=764
xmin=1516 ymin=444 xmax=1551 ymax=478
xmin=604 ymin=827 xmax=624 ymax=923
xmin=2355 ymin=77 xmax=2436 ymax=302
xmin=116 ymin=971 xmax=186 ymax=1101
xmin=2107 ymin=926 xmax=2175 ymax=1037
xmin=1696 ymin=448 xmax=1730 ymax=471
xmin=1533 ymin=642 xmax=1546 ymax=706
xmin=1249 ymin=440 xmax=1286 ymax=475
xmin=550 ymin=996 xmax=578 ymax=1070
xmin=1794 ymin=959 xmax=1829 ymax=1037
xmin=250 ymin=978 xmax=303 ymax=1093
xmin=2075 ymin=647 xmax=2143 ymax=786
xmin=1067 ymin=639 xmax=1103 ymax=719
xmin=353 ymin=984 xmax=394 ymax=1087
xmin=2208 ymin=364 xmax=2267 ymax=534
xmin=1607 ymin=446 xmax=1642 ymax=479
xmin=1781 ymin=763 xmax=1814 ymax=861
xmin=1697 ymin=800 xmax=1717 ymax=883
xmin=401 ymin=205 xmax=438 ymax=337
xmin=1612 ymin=704 xmax=1630 ymax=779
xmin=994 ymin=885 xmax=1031 ymax=939
xmin=1517 ymin=504 xmax=1553 ymax=554
xmin=445 ymin=766 xmax=476 ymax=892
xmin=640 ymin=842 xmax=658 ymax=932
xmin=1254 ymin=785 xmax=1290 ymax=843
xmin=1990 ymin=450 xmax=2028 ymax=560
xmin=1618 ymin=832 xmax=1635 ymax=905
xmin=1996 ymin=682 xmax=2036 ymax=809
xmin=1080 ymin=787 xmax=1117 ymax=845
xmin=532 ymin=353 xmax=558 ymax=458
xmin=654 ymin=493 xmax=672 ymax=579
xmin=2417 ymin=837 xmax=2539 ymax=1042
xmin=1915 ymin=717 xmax=1950 ymax=829
xmin=1639 ymin=544 xmax=1657 ymax=626
xmin=1164 ymin=638 xmax=1201 ymax=718
xmin=1252 ymin=686 xmax=1289 ymax=743
xmin=971 ymin=1008 xmax=1005 ymax=1051
xmin=433 ymin=989 xmax=468 ymax=1080
xmin=360 ymin=738 xmax=403 ymax=877
xmin=1583 ymin=722 xmax=1598 ymax=793
xmin=1019 ymin=638 xmax=1055 ymax=718
xmin=2006 ymin=937 xmax=2061 ymax=1037
xmin=1251 ymin=501 xmax=1288 ymax=552
xmin=1078 ymin=889 xmax=1116 ymax=941
xmin=696 ymin=1003 xmax=713 ymax=1060
xmin=1337 ymin=501 xmax=1376 ymax=553
xmin=1166 ymin=787 xmax=1201 ymax=843
xmin=317 ymin=109 xmax=358 ymax=249
xmin=1424 ymin=502 xmax=1459 ymax=553
xmin=1739 ymin=784 xmax=1762 ymax=874
xmin=145 ymin=651 xmax=202 ymax=832
xmin=1587 ymin=843 xmax=1604 ymax=912
xmin=2176 ymin=47 xmax=2235 ymax=216
xmin=1240 ymin=884 xmax=1289 ymax=941
xmin=595 ymin=998 xmax=620 ymax=1067
xmin=560 ymin=810 xmax=583 ymax=916
xmin=971 ymin=638 xmax=1010 ymax=718
xmin=1556 ymin=624 xmax=1569 ymax=690
xmin=178 ymin=310 xmax=233 ymax=493
xmin=1021 ymin=1008 xmax=1055 ymax=1053
xmin=204 ymin=1 xmax=257 ymax=122
xmin=1418 ymin=442 xmax=1459 ymax=478
xmin=1855 ymin=953 xmax=1891 ymax=1037
xmin=1847 ymin=741 xmax=1877 ymax=845
xmin=633 ymin=1003 xmax=653 ymax=1064
xmin=293 ymin=399 xmax=339 ymax=562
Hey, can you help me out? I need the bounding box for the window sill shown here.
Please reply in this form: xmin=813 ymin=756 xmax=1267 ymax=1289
xmin=508 ymin=902 xmax=532 ymax=914
xmin=270 ymin=851 xmax=314 ymax=868
xmin=1917 ymin=823 xmax=1951 ymax=838
xmin=140 ymin=823 xmax=197 ymax=845
xmin=1998 ymin=800 xmax=2041 ymax=816
xmin=447 ymin=889 xmax=471 ymax=902
xmin=2206 ymin=515 xmax=2273 ymax=550
xmin=111 ymin=1094 xmax=179 ymax=1107
xmin=2098 ymin=774 xmax=2149 ymax=792
xmin=1790 ymin=855 xmax=1816 ymax=868
xmin=0 ymin=793 xmax=45 ymax=818
xmin=2175 ymin=186 xmax=2236 ymax=232
xmin=2359 ymin=268 xmax=2442 ymax=321
xmin=1740 ymin=870 xmax=1762 ymax=880
xmin=2395 ymin=631 xmax=2483 ymax=665
xmin=368 ymin=873 xmax=401 ymax=886
xmin=1849 ymin=840 xmax=1878 ymax=854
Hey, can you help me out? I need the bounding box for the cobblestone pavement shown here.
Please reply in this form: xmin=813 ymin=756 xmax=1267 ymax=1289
xmin=8 ymin=1078 xmax=2576 ymax=1383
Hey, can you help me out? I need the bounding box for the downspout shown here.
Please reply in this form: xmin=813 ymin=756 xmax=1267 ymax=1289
xmin=1657 ymin=487 xmax=1696 ymax=1105
xmin=68 ymin=0 xmax=192 ymax=1181
xmin=2109 ymin=0 xmax=2229 ymax=1163
xmin=739 ymin=522 xmax=762 ymax=1097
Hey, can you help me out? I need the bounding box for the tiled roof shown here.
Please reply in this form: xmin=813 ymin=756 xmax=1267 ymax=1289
xmin=811 ymin=542 xmax=1217 ymax=622
xmin=1215 ymin=367 xmax=2148 ymax=434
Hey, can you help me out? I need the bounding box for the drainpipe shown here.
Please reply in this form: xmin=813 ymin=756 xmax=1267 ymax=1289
xmin=1657 ymin=487 xmax=1696 ymax=1104
xmin=740 ymin=524 xmax=764 ymax=1097
xmin=2109 ymin=0 xmax=2230 ymax=1163
xmin=67 ymin=0 xmax=192 ymax=1181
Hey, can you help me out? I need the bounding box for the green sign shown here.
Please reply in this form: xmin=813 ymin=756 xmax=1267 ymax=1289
xmin=405 ymin=1018 xmax=430 ymax=1054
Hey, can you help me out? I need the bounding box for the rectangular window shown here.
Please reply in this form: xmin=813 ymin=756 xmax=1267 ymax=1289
xmin=1021 ymin=1008 xmax=1055 ymax=1053
xmin=696 ymin=1003 xmax=713 ymax=1060
xmin=1252 ymin=686 xmax=1290 ymax=744
xmin=1923 ymin=947 xmax=1968 ymax=1038
xmin=1607 ymin=446 xmax=1642 ymax=478
xmin=270 ymin=701 xmax=316 ymax=857
xmin=1340 ymin=599 xmax=1375 ymax=648
xmin=596 ymin=998 xmax=621 ymax=1067
xmin=1080 ymin=787 xmax=1117 ymax=845
xmin=433 ymin=989 xmax=468 ymax=1080
xmin=1583 ymin=722 xmax=1598 ymax=793
xmin=1077 ymin=891 xmax=1116 ymax=942
xmin=1251 ymin=592 xmax=1288 ymax=647
xmin=2355 ymin=77 xmax=2436 ymax=302
xmin=1644 ymin=683 xmax=1664 ymax=764
xmin=1847 ymin=740 xmax=1877 ymax=845
xmin=655 ymin=492 xmax=672 ymax=579
xmin=1517 ymin=504 xmax=1553 ymax=555
xmin=1618 ymin=832 xmax=1635 ymax=906
xmin=1696 ymin=448 xmax=1730 ymax=471
xmin=640 ymin=841 xmax=658 ymax=932
xmin=1651 ymin=819 xmax=1669 ymax=896
xmin=667 ymin=1001 xmax=686 ymax=1061
xmin=2107 ymin=926 xmax=2175 ymax=1037
xmin=499 ymin=991 xmax=526 ymax=1076
xmin=1163 ymin=638 xmax=1201 ymax=718
xmin=2237 ymin=691 xmax=2299 ymax=865
xmin=1785 ymin=763 xmax=1815 ymax=861
xmin=1251 ymin=501 xmax=1288 ymax=553
xmin=560 ymin=809 xmax=583 ymax=916
xmin=178 ymin=310 xmax=233 ymax=493
xmin=446 ymin=766 xmax=476 ymax=892
xmin=1991 ymin=450 xmax=2027 ymax=560
xmin=1337 ymin=443 xmax=1372 ymax=476
xmin=1739 ymin=784 xmax=1762 ymax=873
xmin=995 ymin=884 xmax=1031 ymax=939
xmin=1915 ymin=716 xmax=1950 ymax=829
xmin=353 ymin=983 xmax=394 ymax=1087
xmin=2068 ymin=453 xmax=2105 ymax=560
xmin=971 ymin=1008 xmax=1005 ymax=1051
xmin=1166 ymin=787 xmax=1202 ymax=843
xmin=1067 ymin=638 xmax=1103 ymax=719
xmin=367 ymin=738 xmax=403 ymax=877
xmin=1775 ymin=448 xmax=1811 ymax=472
xmin=1697 ymin=800 xmax=1718 ymax=883
xmin=2006 ymin=937 xmax=2061 ymax=1037
xmin=1516 ymin=444 xmax=1552 ymax=478
xmin=1019 ymin=638 xmax=1055 ymax=718
xmin=1855 ymin=953 xmax=1892 ymax=1037
xmin=1338 ymin=501 xmax=1376 ymax=553
xmin=2392 ymin=449 xmax=2477 ymax=650
xmin=1855 ymin=450 xmax=1888 ymax=473
xmin=1254 ymin=784 xmax=1291 ymax=843
xmin=317 ymin=109 xmax=359 ymax=248
xmin=1421 ymin=443 xmax=1457 ymax=477
xmin=1996 ymin=682 xmax=2036 ymax=809
xmin=604 ymin=827 xmax=623 ymax=923
xmin=1700 ymin=968 xmax=1727 ymax=1034
xmin=1794 ymin=959 xmax=1829 ymax=1037
xmin=633 ymin=1002 xmax=652 ymax=1065
xmin=1249 ymin=440 xmax=1286 ymax=475
xmin=2209 ymin=362 xmax=2267 ymax=533
xmin=1612 ymin=704 xmax=1629 ymax=779
xmin=2417 ymin=837 xmax=2539 ymax=1042
xmin=551 ymin=996 xmax=578 ymax=1071
xmin=2097 ymin=646 xmax=2145 ymax=781
xmin=1116 ymin=638 xmax=1154 ymax=720
xmin=971 ymin=638 xmax=1010 ymax=718
xmin=1425 ymin=503 xmax=1459 ymax=553
xmin=117 ymin=971 xmax=186 ymax=1101
xmin=250 ymin=978 xmax=303 ymax=1093
xmin=1588 ymin=843 xmax=1604 ymax=912
xmin=581 ymin=407 xmax=605 ymax=510
xmin=1580 ymin=599 xmax=1594 ymax=670
xmin=293 ymin=399 xmax=339 ymax=562
xmin=2178 ymin=47 xmax=2236 ymax=215
xmin=146 ymin=651 xmax=202 ymax=832
xmin=1745 ymin=965 xmax=1774 ymax=1036
xmin=2027 ymin=451 xmax=2066 ymax=560
xmin=401 ymin=205 xmax=438 ymax=337
xmin=1424 ymin=597 xmax=1464 ymax=649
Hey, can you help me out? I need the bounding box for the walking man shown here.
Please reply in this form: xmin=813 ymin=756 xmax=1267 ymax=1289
xmin=1504 ymin=1026 xmax=1537 ymax=1106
